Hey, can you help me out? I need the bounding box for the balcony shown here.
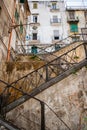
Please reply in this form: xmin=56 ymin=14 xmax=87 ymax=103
xmin=29 ymin=21 xmax=40 ymax=26
xmin=50 ymin=18 xmax=61 ymax=26
xmin=67 ymin=16 xmax=79 ymax=23
xmin=50 ymin=7 xmax=59 ymax=12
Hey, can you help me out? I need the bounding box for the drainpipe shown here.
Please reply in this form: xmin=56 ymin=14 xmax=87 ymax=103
xmin=7 ymin=0 xmax=16 ymax=61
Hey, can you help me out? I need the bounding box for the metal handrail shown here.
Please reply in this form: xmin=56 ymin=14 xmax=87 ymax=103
xmin=1 ymin=42 xmax=87 ymax=105
xmin=0 ymin=39 xmax=87 ymax=130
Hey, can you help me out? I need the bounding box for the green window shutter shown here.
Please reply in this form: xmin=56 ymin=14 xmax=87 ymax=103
xmin=15 ymin=9 xmax=19 ymax=21
xmin=20 ymin=0 xmax=25 ymax=3
xmin=20 ymin=21 xmax=23 ymax=34
xmin=70 ymin=24 xmax=78 ymax=32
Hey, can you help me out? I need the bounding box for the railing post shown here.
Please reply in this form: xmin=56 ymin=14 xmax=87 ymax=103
xmin=0 ymin=95 xmax=6 ymax=118
xmin=40 ymin=101 xmax=45 ymax=130
xmin=46 ymin=64 xmax=49 ymax=82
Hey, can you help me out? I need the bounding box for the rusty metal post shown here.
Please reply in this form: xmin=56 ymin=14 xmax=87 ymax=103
xmin=40 ymin=101 xmax=45 ymax=130
xmin=7 ymin=0 xmax=16 ymax=61
xmin=46 ymin=64 xmax=49 ymax=82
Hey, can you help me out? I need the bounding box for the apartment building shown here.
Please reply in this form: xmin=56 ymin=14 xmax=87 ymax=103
xmin=26 ymin=0 xmax=67 ymax=53
xmin=26 ymin=1 xmax=87 ymax=54
xmin=66 ymin=6 xmax=87 ymax=41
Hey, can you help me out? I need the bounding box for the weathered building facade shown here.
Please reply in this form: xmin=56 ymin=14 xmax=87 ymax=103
xmin=0 ymin=0 xmax=30 ymax=61
xmin=66 ymin=6 xmax=87 ymax=42
xmin=25 ymin=1 xmax=87 ymax=54
xmin=25 ymin=0 xmax=67 ymax=53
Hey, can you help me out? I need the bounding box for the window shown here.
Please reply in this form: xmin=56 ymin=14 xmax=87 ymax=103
xmin=33 ymin=3 xmax=38 ymax=9
xmin=33 ymin=16 xmax=37 ymax=23
xmin=15 ymin=9 xmax=19 ymax=21
xmin=69 ymin=11 xmax=75 ymax=19
xmin=33 ymin=33 xmax=37 ymax=40
xmin=20 ymin=21 xmax=23 ymax=34
xmin=52 ymin=3 xmax=56 ymax=9
xmin=54 ymin=30 xmax=59 ymax=40
xmin=70 ymin=23 xmax=78 ymax=32
xmin=20 ymin=0 xmax=25 ymax=3
xmin=53 ymin=16 xmax=58 ymax=23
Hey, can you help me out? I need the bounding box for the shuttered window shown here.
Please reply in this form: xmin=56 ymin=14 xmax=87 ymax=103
xmin=33 ymin=3 xmax=38 ymax=9
xmin=15 ymin=9 xmax=19 ymax=21
xmin=54 ymin=30 xmax=59 ymax=40
xmin=20 ymin=21 xmax=23 ymax=34
xmin=53 ymin=16 xmax=58 ymax=23
xmin=52 ymin=3 xmax=56 ymax=9
xmin=70 ymin=24 xmax=78 ymax=32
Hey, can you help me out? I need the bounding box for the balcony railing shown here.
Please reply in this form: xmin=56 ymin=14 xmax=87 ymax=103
xmin=67 ymin=16 xmax=79 ymax=22
xmin=50 ymin=18 xmax=61 ymax=24
xmin=29 ymin=21 xmax=40 ymax=26
xmin=50 ymin=6 xmax=59 ymax=11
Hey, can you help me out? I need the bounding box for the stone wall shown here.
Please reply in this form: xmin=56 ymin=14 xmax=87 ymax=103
xmin=6 ymin=67 xmax=87 ymax=130
xmin=0 ymin=57 xmax=45 ymax=83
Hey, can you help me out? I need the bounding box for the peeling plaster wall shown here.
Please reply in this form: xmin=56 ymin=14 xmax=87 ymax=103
xmin=6 ymin=67 xmax=87 ymax=130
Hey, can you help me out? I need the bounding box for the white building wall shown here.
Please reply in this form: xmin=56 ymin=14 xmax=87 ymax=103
xmin=27 ymin=1 xmax=67 ymax=45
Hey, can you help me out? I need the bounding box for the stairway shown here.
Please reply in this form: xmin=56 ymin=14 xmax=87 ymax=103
xmin=0 ymin=40 xmax=86 ymax=113
xmin=0 ymin=34 xmax=87 ymax=130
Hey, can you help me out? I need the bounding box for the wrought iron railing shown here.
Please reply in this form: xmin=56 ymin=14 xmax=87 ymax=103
xmin=0 ymin=80 xmax=71 ymax=130
xmin=0 ymin=39 xmax=87 ymax=130
xmin=16 ymin=33 xmax=84 ymax=55
xmin=0 ymin=42 xmax=87 ymax=107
